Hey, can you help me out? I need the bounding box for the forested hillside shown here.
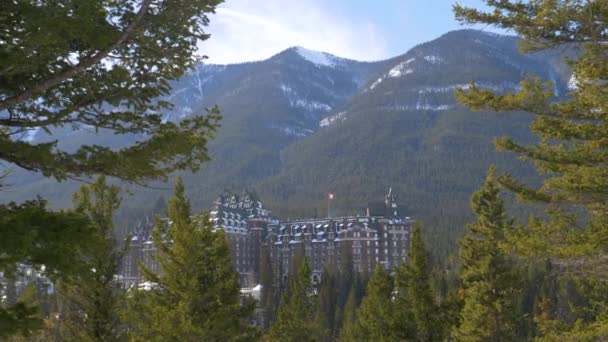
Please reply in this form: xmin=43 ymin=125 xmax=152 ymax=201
xmin=3 ymin=30 xmax=571 ymax=261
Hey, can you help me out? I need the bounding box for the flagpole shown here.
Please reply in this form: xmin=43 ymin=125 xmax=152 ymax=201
xmin=327 ymin=195 xmax=330 ymax=218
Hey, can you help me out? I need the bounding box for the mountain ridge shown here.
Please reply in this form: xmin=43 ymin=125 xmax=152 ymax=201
xmin=3 ymin=29 xmax=570 ymax=260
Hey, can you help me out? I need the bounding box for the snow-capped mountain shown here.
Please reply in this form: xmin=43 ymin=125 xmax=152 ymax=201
xmin=5 ymin=30 xmax=572 ymax=254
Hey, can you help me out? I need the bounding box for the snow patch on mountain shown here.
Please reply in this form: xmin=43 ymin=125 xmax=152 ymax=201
xmin=279 ymin=83 xmax=332 ymax=113
xmin=365 ymin=58 xmax=417 ymax=92
xmin=415 ymin=81 xmax=520 ymax=94
xmin=388 ymin=58 xmax=415 ymax=78
xmin=295 ymin=47 xmax=338 ymax=68
xmin=319 ymin=111 xmax=347 ymax=127
xmin=280 ymin=83 xmax=295 ymax=96
xmin=294 ymin=99 xmax=332 ymax=112
xmin=423 ymin=55 xmax=443 ymax=64
xmin=381 ymin=104 xmax=453 ymax=112
xmin=369 ymin=77 xmax=384 ymax=90
xmin=272 ymin=125 xmax=314 ymax=137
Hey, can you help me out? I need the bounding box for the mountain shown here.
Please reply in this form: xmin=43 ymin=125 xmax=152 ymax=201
xmin=3 ymin=30 xmax=571 ymax=261
xmin=256 ymin=30 xmax=571 ymax=257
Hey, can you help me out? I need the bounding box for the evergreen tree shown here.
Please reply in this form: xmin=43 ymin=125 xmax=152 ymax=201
xmin=453 ymin=0 xmax=608 ymax=338
xmin=59 ymin=176 xmax=126 ymax=341
xmin=1 ymin=0 xmax=224 ymax=336
xmin=349 ymin=266 xmax=394 ymax=341
xmin=407 ymin=223 xmax=439 ymax=342
xmin=259 ymin=244 xmax=278 ymax=328
xmin=0 ymin=284 xmax=43 ymax=340
xmin=0 ymin=0 xmax=222 ymax=183
xmin=315 ymin=265 xmax=338 ymax=339
xmin=337 ymin=286 xmax=359 ymax=342
xmin=266 ymin=260 xmax=326 ymax=342
xmin=126 ymin=177 xmax=257 ymax=341
xmin=288 ymin=244 xmax=306 ymax=284
xmin=0 ymin=201 xmax=93 ymax=338
xmin=6 ymin=285 xmax=63 ymax=342
xmin=393 ymin=263 xmax=417 ymax=341
xmin=453 ymin=167 xmax=518 ymax=342
xmin=333 ymin=243 xmax=354 ymax=334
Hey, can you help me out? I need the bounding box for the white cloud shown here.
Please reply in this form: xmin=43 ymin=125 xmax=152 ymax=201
xmin=198 ymin=0 xmax=389 ymax=64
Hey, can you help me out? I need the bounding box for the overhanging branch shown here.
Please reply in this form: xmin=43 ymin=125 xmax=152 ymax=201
xmin=0 ymin=0 xmax=152 ymax=112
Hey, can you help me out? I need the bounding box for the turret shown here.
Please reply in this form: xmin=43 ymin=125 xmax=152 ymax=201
xmin=385 ymin=187 xmax=398 ymax=217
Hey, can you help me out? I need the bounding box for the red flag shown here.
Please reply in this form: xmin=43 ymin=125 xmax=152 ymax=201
xmin=328 ymin=193 xmax=335 ymax=200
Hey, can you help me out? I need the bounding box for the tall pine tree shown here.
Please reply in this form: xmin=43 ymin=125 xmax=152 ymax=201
xmin=338 ymin=286 xmax=358 ymax=342
xmin=315 ymin=265 xmax=338 ymax=340
xmin=453 ymin=0 xmax=608 ymax=338
xmin=392 ymin=263 xmax=417 ymax=341
xmin=60 ymin=176 xmax=126 ymax=341
xmin=259 ymin=244 xmax=278 ymax=329
xmin=407 ymin=223 xmax=440 ymax=342
xmin=349 ymin=266 xmax=394 ymax=341
xmin=453 ymin=167 xmax=518 ymax=342
xmin=265 ymin=260 xmax=326 ymax=342
xmin=126 ymin=177 xmax=257 ymax=341
xmin=1 ymin=0 xmax=224 ymax=336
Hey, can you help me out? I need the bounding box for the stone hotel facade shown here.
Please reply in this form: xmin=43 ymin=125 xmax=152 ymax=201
xmin=120 ymin=189 xmax=413 ymax=288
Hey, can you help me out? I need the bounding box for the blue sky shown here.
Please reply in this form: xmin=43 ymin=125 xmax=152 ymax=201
xmin=201 ymin=0 xmax=508 ymax=64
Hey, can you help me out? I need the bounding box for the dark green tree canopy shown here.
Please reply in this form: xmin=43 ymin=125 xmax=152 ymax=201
xmin=454 ymin=0 xmax=608 ymax=338
xmin=453 ymin=167 xmax=518 ymax=342
xmin=61 ymin=176 xmax=126 ymax=341
xmin=453 ymin=1 xmax=608 ymax=239
xmin=126 ymin=177 xmax=257 ymax=341
xmin=0 ymin=0 xmax=222 ymax=183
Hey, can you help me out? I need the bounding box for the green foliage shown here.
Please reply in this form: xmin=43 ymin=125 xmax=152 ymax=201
xmin=59 ymin=176 xmax=126 ymax=341
xmin=407 ymin=223 xmax=442 ymax=341
xmin=315 ymin=265 xmax=337 ymax=340
xmin=126 ymin=177 xmax=257 ymax=341
xmin=0 ymin=285 xmax=43 ymax=339
xmin=392 ymin=263 xmax=417 ymax=341
xmin=338 ymin=287 xmax=358 ymax=342
xmin=453 ymin=167 xmax=518 ymax=341
xmin=0 ymin=200 xmax=93 ymax=280
xmin=454 ymin=0 xmax=608 ymax=339
xmin=1 ymin=1 xmax=225 ymax=337
xmin=0 ymin=0 xmax=222 ymax=184
xmin=0 ymin=199 xmax=96 ymax=338
xmin=349 ymin=266 xmax=394 ymax=341
xmin=259 ymin=244 xmax=278 ymax=328
xmin=266 ymin=260 xmax=326 ymax=342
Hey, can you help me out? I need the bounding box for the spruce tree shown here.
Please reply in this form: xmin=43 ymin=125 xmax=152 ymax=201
xmin=315 ymin=265 xmax=338 ymax=339
xmin=0 ymin=284 xmax=43 ymax=340
xmin=0 ymin=0 xmax=222 ymax=183
xmin=393 ymin=263 xmax=417 ymax=341
xmin=259 ymin=244 xmax=277 ymax=328
xmin=265 ymin=260 xmax=326 ymax=342
xmin=334 ymin=243 xmax=354 ymax=334
xmin=60 ymin=176 xmax=126 ymax=341
xmin=338 ymin=286 xmax=358 ymax=342
xmin=126 ymin=177 xmax=257 ymax=341
xmin=453 ymin=0 xmax=608 ymax=338
xmin=0 ymin=201 xmax=93 ymax=338
xmin=350 ymin=266 xmax=394 ymax=341
xmin=407 ymin=223 xmax=439 ymax=342
xmin=1 ymin=0 xmax=223 ymax=336
xmin=453 ymin=167 xmax=518 ymax=342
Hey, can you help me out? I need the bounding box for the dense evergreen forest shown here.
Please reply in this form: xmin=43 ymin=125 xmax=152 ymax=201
xmin=1 ymin=0 xmax=607 ymax=341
